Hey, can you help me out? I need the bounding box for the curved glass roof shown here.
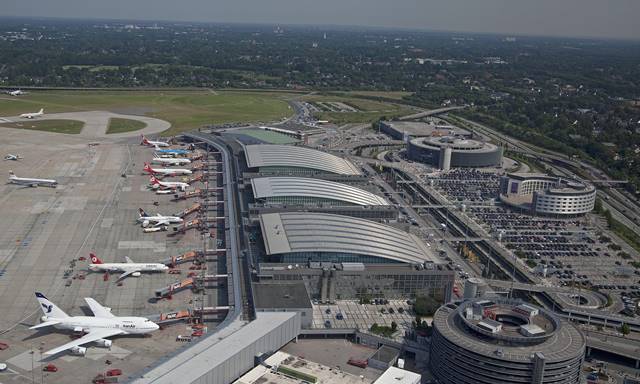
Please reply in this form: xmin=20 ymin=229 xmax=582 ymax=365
xmin=244 ymin=144 xmax=361 ymax=175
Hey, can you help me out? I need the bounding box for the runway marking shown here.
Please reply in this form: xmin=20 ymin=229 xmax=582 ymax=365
xmin=118 ymin=240 xmax=166 ymax=253
xmin=0 ymin=117 xmax=13 ymax=123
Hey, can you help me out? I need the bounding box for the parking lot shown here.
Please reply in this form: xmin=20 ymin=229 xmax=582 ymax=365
xmin=0 ymin=126 xmax=219 ymax=383
xmin=312 ymin=300 xmax=416 ymax=342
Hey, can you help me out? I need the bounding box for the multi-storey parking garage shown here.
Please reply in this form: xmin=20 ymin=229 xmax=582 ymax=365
xmin=430 ymin=298 xmax=585 ymax=384
xmin=500 ymin=173 xmax=596 ymax=216
xmin=407 ymin=136 xmax=502 ymax=169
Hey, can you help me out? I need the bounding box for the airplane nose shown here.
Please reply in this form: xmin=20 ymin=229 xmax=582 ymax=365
xmin=153 ymin=323 xmax=160 ymax=330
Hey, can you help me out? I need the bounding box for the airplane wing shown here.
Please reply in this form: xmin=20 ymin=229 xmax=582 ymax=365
xmin=154 ymin=219 xmax=170 ymax=227
xmin=43 ymin=328 xmax=125 ymax=355
xmin=29 ymin=320 xmax=61 ymax=330
xmin=116 ymin=269 xmax=140 ymax=282
xmin=84 ymin=298 xmax=115 ymax=318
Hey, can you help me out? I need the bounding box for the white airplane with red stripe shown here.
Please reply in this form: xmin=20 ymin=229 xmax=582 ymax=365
xmin=149 ymin=176 xmax=189 ymax=191
xmin=140 ymin=135 xmax=170 ymax=147
xmin=88 ymin=253 xmax=169 ymax=281
xmin=143 ymin=162 xmax=192 ymax=176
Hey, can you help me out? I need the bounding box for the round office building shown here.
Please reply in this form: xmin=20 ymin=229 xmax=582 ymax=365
xmin=430 ymin=298 xmax=585 ymax=384
xmin=407 ymin=136 xmax=502 ymax=170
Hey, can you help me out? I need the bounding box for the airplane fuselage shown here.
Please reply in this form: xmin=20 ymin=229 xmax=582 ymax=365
xmin=89 ymin=263 xmax=168 ymax=274
xmin=9 ymin=176 xmax=57 ymax=187
xmin=151 ymin=157 xmax=191 ymax=166
xmin=146 ymin=167 xmax=192 ymax=176
xmin=43 ymin=316 xmax=158 ymax=335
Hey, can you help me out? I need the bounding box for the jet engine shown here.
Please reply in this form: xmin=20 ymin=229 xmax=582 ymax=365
xmin=95 ymin=339 xmax=112 ymax=348
xmin=73 ymin=326 xmax=84 ymax=334
xmin=132 ymin=272 xmax=141 ymax=277
xmin=40 ymin=316 xmax=48 ymax=323
xmin=70 ymin=346 xmax=87 ymax=356
xmin=142 ymin=220 xmax=150 ymax=228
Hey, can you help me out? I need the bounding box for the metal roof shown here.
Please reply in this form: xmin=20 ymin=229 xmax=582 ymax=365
xmin=251 ymin=177 xmax=389 ymax=206
xmin=259 ymin=212 xmax=435 ymax=264
xmin=244 ymin=144 xmax=362 ymax=175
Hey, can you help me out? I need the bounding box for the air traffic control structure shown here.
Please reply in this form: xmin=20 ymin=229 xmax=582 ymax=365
xmin=430 ymin=298 xmax=585 ymax=384
xmin=500 ymin=173 xmax=596 ymax=216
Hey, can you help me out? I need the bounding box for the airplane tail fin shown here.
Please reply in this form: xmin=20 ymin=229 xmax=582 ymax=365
xmin=125 ymin=256 xmax=134 ymax=264
xmin=138 ymin=208 xmax=148 ymax=217
xmin=38 ymin=108 xmax=44 ymax=114
xmin=141 ymin=135 xmax=149 ymax=145
xmin=89 ymin=253 xmax=103 ymax=264
xmin=150 ymin=176 xmax=160 ymax=185
xmin=9 ymin=170 xmax=15 ymax=177
xmin=35 ymin=292 xmax=69 ymax=318
xmin=143 ymin=163 xmax=153 ymax=173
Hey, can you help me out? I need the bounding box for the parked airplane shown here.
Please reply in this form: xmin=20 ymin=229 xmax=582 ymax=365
xmin=30 ymin=292 xmax=159 ymax=356
xmin=151 ymin=154 xmax=191 ymax=166
xmin=137 ymin=208 xmax=183 ymax=228
xmin=141 ymin=135 xmax=170 ymax=147
xmin=4 ymin=154 xmax=22 ymax=161
xmin=8 ymin=89 xmax=26 ymax=96
xmin=149 ymin=176 xmax=189 ymax=191
xmin=143 ymin=163 xmax=192 ymax=176
xmin=155 ymin=148 xmax=190 ymax=156
xmin=8 ymin=171 xmax=57 ymax=187
xmin=88 ymin=253 xmax=169 ymax=281
xmin=19 ymin=108 xmax=44 ymax=119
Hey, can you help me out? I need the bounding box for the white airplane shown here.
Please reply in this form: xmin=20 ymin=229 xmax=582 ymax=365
xmin=141 ymin=135 xmax=170 ymax=147
xmin=137 ymin=208 xmax=183 ymax=228
xmin=143 ymin=162 xmax=192 ymax=176
xmin=151 ymin=154 xmax=191 ymax=166
xmin=9 ymin=90 xmax=26 ymax=96
xmin=8 ymin=171 xmax=57 ymax=187
xmin=30 ymin=292 xmax=159 ymax=356
xmin=19 ymin=108 xmax=44 ymax=119
xmin=88 ymin=253 xmax=169 ymax=281
xmin=4 ymin=154 xmax=22 ymax=161
xmin=149 ymin=176 xmax=189 ymax=192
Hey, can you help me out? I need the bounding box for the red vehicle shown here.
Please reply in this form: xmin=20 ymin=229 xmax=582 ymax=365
xmin=43 ymin=364 xmax=58 ymax=372
xmin=106 ymin=369 xmax=122 ymax=377
xmin=0 ymin=342 xmax=9 ymax=350
xmin=78 ymin=256 xmax=86 ymax=261
xmin=191 ymin=330 xmax=204 ymax=337
xmin=168 ymin=269 xmax=181 ymax=274
xmin=347 ymin=358 xmax=368 ymax=368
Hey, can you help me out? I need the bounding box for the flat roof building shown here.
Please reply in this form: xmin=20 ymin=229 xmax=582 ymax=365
xmin=379 ymin=121 xmax=471 ymax=140
xmin=244 ymin=144 xmax=361 ymax=175
xmin=254 ymin=282 xmax=313 ymax=328
xmin=407 ymin=136 xmax=502 ymax=169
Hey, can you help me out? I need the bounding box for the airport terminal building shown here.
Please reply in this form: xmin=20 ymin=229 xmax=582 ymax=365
xmin=500 ymin=173 xmax=596 ymax=216
xmin=256 ymin=212 xmax=454 ymax=302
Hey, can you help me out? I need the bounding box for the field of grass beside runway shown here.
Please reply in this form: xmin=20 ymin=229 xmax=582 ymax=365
xmin=0 ymin=90 xmax=294 ymax=135
xmin=106 ymin=117 xmax=147 ymax=134
xmin=301 ymin=94 xmax=415 ymax=124
xmin=0 ymin=119 xmax=84 ymax=134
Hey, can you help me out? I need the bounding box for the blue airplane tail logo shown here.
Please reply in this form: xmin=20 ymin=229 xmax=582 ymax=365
xmin=41 ymin=303 xmax=53 ymax=313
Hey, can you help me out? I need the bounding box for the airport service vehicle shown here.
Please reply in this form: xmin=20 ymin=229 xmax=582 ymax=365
xmin=30 ymin=292 xmax=159 ymax=356
xmin=19 ymin=108 xmax=44 ymax=119
xmin=149 ymin=176 xmax=189 ymax=192
xmin=140 ymin=135 xmax=169 ymax=147
xmin=143 ymin=163 xmax=192 ymax=177
xmin=137 ymin=208 xmax=183 ymax=228
xmin=151 ymin=154 xmax=191 ymax=166
xmin=88 ymin=253 xmax=169 ymax=281
xmin=8 ymin=171 xmax=57 ymax=188
xmin=4 ymin=154 xmax=22 ymax=161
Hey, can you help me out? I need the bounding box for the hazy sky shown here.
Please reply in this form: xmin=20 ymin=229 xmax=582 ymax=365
xmin=2 ymin=0 xmax=639 ymax=40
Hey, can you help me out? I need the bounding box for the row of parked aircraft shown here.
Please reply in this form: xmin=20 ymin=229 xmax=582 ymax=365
xmin=28 ymin=135 xmax=196 ymax=356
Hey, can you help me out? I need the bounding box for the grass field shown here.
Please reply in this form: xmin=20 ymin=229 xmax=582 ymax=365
xmin=107 ymin=118 xmax=147 ymax=134
xmin=301 ymin=95 xmax=415 ymax=125
xmin=0 ymin=90 xmax=294 ymax=136
xmin=0 ymin=119 xmax=84 ymax=134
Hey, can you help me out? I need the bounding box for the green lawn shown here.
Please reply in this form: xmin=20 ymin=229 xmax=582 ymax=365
xmin=301 ymin=94 xmax=415 ymax=124
xmin=0 ymin=119 xmax=84 ymax=134
xmin=232 ymin=128 xmax=299 ymax=144
xmin=107 ymin=117 xmax=147 ymax=134
xmin=0 ymin=90 xmax=294 ymax=136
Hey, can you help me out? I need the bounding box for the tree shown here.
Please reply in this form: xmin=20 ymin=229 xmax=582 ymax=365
xmin=413 ymin=296 xmax=441 ymax=317
xmin=620 ymin=323 xmax=630 ymax=336
xmin=594 ymin=198 xmax=603 ymax=213
xmin=391 ymin=321 xmax=398 ymax=331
